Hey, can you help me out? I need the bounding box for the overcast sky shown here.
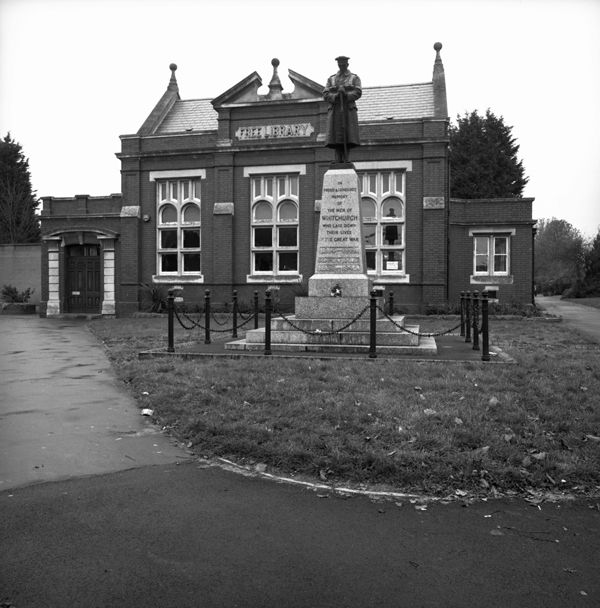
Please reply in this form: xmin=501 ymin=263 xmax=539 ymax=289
xmin=1 ymin=0 xmax=599 ymax=236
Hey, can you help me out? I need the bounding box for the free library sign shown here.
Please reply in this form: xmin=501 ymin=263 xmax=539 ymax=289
xmin=235 ymin=123 xmax=314 ymax=140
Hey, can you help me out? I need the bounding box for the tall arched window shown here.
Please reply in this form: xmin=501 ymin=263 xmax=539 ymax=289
xmin=359 ymin=171 xmax=406 ymax=274
xmin=251 ymin=174 xmax=299 ymax=275
xmin=157 ymin=178 xmax=201 ymax=275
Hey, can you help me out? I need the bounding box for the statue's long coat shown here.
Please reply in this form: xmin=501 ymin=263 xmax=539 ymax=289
xmin=323 ymin=70 xmax=362 ymax=148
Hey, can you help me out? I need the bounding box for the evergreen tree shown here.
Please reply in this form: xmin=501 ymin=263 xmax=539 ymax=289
xmin=0 ymin=133 xmax=40 ymax=243
xmin=449 ymin=109 xmax=529 ymax=199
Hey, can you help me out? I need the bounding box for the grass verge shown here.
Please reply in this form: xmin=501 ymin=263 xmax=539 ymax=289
xmin=89 ymin=314 xmax=600 ymax=499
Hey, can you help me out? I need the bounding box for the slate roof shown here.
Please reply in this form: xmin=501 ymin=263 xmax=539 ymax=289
xmin=154 ymin=82 xmax=435 ymax=135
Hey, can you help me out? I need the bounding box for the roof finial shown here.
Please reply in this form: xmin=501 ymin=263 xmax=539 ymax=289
xmin=168 ymin=63 xmax=178 ymax=92
xmin=268 ymin=58 xmax=283 ymax=100
xmin=432 ymin=43 xmax=447 ymax=118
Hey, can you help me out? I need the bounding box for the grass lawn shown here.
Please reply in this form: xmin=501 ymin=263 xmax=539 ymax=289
xmin=89 ymin=314 xmax=600 ymax=499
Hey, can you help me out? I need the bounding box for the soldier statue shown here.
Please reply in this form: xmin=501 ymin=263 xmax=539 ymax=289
xmin=323 ymin=56 xmax=362 ymax=164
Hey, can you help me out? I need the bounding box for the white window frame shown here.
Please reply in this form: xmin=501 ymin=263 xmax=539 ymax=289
xmin=249 ymin=174 xmax=300 ymax=281
xmin=155 ymin=177 xmax=203 ymax=281
xmin=470 ymin=229 xmax=514 ymax=277
xmin=359 ymin=170 xmax=407 ymax=277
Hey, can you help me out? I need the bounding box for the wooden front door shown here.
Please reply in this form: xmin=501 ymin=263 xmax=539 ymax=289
xmin=65 ymin=245 xmax=101 ymax=313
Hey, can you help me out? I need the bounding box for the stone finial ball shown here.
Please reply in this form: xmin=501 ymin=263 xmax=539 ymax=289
xmin=271 ymin=58 xmax=280 ymax=68
xmin=434 ymin=42 xmax=442 ymax=52
xmin=169 ymin=63 xmax=177 ymax=71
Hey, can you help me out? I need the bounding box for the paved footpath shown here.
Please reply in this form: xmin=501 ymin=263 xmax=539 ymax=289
xmin=536 ymin=295 xmax=600 ymax=343
xmin=1 ymin=315 xmax=599 ymax=607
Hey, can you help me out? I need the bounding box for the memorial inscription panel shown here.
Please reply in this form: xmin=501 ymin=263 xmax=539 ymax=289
xmin=314 ymin=170 xmax=365 ymax=275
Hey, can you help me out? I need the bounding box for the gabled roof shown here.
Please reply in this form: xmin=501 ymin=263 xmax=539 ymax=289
xmin=146 ymin=46 xmax=447 ymax=135
xmin=154 ymin=83 xmax=436 ymax=135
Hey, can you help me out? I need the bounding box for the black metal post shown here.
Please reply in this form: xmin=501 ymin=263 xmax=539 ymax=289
xmin=388 ymin=291 xmax=394 ymax=316
xmin=465 ymin=291 xmax=471 ymax=343
xmin=254 ymin=290 xmax=259 ymax=329
xmin=204 ymin=289 xmax=211 ymax=344
xmin=232 ymin=290 xmax=238 ymax=338
xmin=167 ymin=288 xmax=175 ymax=353
xmin=472 ymin=291 xmax=480 ymax=351
xmin=460 ymin=291 xmax=465 ymax=337
xmin=264 ymin=290 xmax=272 ymax=356
xmin=369 ymin=290 xmax=377 ymax=359
xmin=481 ymin=292 xmax=490 ymax=361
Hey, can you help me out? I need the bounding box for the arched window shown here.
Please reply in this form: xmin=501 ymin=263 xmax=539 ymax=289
xmin=157 ymin=178 xmax=202 ymax=275
xmin=251 ymin=175 xmax=299 ymax=275
xmin=359 ymin=171 xmax=406 ymax=274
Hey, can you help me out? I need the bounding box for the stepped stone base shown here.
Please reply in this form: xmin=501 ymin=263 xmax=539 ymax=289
xmin=225 ymin=335 xmax=438 ymax=356
xmin=294 ymin=296 xmax=375 ymax=320
xmin=224 ymin=312 xmax=438 ymax=355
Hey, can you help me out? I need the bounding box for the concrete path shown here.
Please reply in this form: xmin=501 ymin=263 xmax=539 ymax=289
xmin=0 ymin=316 xmax=189 ymax=489
xmin=536 ymin=295 xmax=600 ymax=343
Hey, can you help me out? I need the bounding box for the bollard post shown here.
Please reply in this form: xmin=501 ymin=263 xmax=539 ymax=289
xmin=465 ymin=291 xmax=471 ymax=343
xmin=481 ymin=292 xmax=490 ymax=361
xmin=388 ymin=291 xmax=394 ymax=316
xmin=167 ymin=288 xmax=175 ymax=353
xmin=264 ymin=290 xmax=272 ymax=355
xmin=472 ymin=291 xmax=480 ymax=351
xmin=232 ymin=290 xmax=238 ymax=338
xmin=369 ymin=290 xmax=377 ymax=359
xmin=254 ymin=290 xmax=259 ymax=329
xmin=460 ymin=291 xmax=465 ymax=337
xmin=204 ymin=290 xmax=211 ymax=344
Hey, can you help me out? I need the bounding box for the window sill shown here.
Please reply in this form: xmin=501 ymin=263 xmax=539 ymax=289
xmin=470 ymin=275 xmax=513 ymax=285
xmin=246 ymin=274 xmax=303 ymax=284
xmin=371 ymin=274 xmax=411 ymax=284
xmin=152 ymin=275 xmax=204 ymax=284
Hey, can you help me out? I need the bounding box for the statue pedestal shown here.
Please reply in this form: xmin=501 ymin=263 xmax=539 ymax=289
xmin=226 ymin=167 xmax=436 ymax=355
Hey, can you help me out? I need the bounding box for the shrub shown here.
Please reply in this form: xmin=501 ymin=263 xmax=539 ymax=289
xmin=139 ymin=283 xmax=168 ymax=313
xmin=1 ymin=284 xmax=33 ymax=303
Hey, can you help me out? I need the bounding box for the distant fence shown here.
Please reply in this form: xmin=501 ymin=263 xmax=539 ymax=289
xmin=0 ymin=244 xmax=41 ymax=305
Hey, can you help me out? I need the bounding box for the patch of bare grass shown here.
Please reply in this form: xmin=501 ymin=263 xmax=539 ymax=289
xmin=89 ymin=316 xmax=600 ymax=497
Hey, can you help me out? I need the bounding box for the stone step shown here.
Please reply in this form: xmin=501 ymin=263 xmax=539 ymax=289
xmin=268 ymin=315 xmax=406 ymax=332
xmin=224 ymin=336 xmax=438 ymax=356
xmin=242 ymin=326 xmax=420 ymax=346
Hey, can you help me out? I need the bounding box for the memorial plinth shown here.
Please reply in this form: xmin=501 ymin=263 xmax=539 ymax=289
xmin=225 ymin=166 xmax=437 ymax=355
xmin=295 ymin=169 xmax=371 ymax=319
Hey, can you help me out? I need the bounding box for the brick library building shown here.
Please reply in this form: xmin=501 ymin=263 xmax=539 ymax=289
xmin=40 ymin=44 xmax=535 ymax=316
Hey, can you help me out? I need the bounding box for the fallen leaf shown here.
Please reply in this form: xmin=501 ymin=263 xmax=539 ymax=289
xmin=423 ymin=408 xmax=437 ymax=416
xmin=488 ymin=396 xmax=499 ymax=406
xmin=455 ymin=489 xmax=468 ymax=497
xmin=490 ymin=529 xmax=504 ymax=536
xmin=454 ymin=417 xmax=464 ymax=425
xmin=532 ymin=452 xmax=547 ymax=460
xmin=319 ymin=469 xmax=328 ymax=481
xmin=255 ymin=463 xmax=267 ymax=473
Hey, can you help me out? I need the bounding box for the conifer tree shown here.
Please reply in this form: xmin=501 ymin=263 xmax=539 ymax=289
xmin=0 ymin=133 xmax=40 ymax=243
xmin=449 ymin=109 xmax=528 ymax=199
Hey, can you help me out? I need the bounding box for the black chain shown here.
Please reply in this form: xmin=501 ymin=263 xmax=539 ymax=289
xmin=273 ymin=305 xmax=370 ymax=336
xmin=376 ymin=306 xmax=462 ymax=337
xmin=173 ymin=307 xmax=256 ymax=333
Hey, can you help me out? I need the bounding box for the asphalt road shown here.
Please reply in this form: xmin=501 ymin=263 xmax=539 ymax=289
xmin=1 ymin=314 xmax=599 ymax=607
